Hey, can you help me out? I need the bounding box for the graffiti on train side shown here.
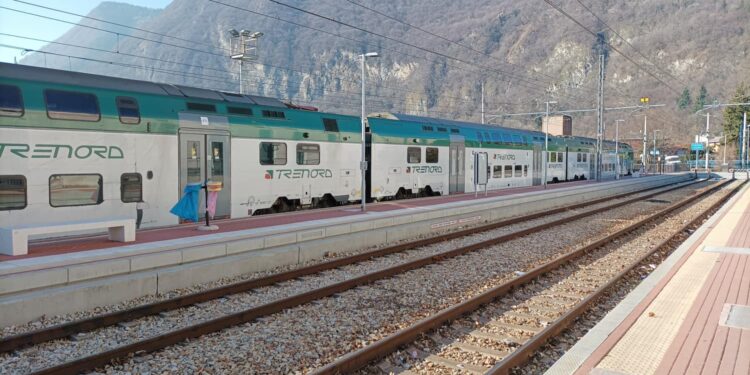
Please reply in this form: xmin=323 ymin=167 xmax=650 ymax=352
xmin=0 ymin=143 xmax=124 ymax=159
xmin=265 ymin=169 xmax=334 ymax=179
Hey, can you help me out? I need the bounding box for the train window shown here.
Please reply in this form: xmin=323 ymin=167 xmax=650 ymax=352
xmin=0 ymin=84 xmax=23 ymax=117
xmin=514 ymin=165 xmax=522 ymax=177
xmin=523 ymin=165 xmax=528 ymax=177
xmin=0 ymin=175 xmax=27 ymax=210
xmin=557 ymin=152 xmax=564 ymax=162
xmin=550 ymin=152 xmax=557 ymax=163
xmin=422 ymin=125 xmax=434 ymax=131
xmin=322 ymin=118 xmax=339 ymax=132
xmin=49 ymin=174 xmax=103 ymax=207
xmin=504 ymin=165 xmax=512 ymax=178
xmin=296 ymin=144 xmax=320 ymax=165
xmin=577 ymin=154 xmax=581 ymax=162
xmin=437 ymin=127 xmax=447 ymax=132
xmin=228 ymin=106 xmax=253 ymax=116
xmin=493 ymin=166 xmax=503 ymax=178
xmin=260 ymin=142 xmax=287 ymax=165
xmin=186 ymin=102 xmax=216 ymax=112
xmin=262 ymin=110 xmax=286 ymax=119
xmin=116 ymin=97 xmax=140 ymax=124
xmin=407 ymin=147 xmax=421 ymax=163
xmin=450 ymin=129 xmax=460 ymax=134
xmin=426 ymin=147 xmax=439 ymax=163
xmin=45 ymin=89 xmax=100 ymax=122
xmin=120 ymin=173 xmax=142 ymax=203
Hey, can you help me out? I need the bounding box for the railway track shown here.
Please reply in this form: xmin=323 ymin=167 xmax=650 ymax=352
xmin=313 ymin=179 xmax=743 ymax=375
xmin=0 ymin=177 xmax=710 ymax=374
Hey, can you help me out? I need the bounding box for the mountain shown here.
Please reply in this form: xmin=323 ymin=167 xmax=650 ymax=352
xmin=18 ymin=0 xmax=750 ymax=148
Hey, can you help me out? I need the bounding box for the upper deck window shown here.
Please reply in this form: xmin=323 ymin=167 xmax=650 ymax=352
xmin=45 ymin=89 xmax=100 ymax=122
xmin=0 ymin=84 xmax=23 ymax=117
xmin=322 ymin=118 xmax=339 ymax=132
xmin=228 ymin=106 xmax=253 ymax=116
xmin=186 ymin=102 xmax=216 ymax=112
xmin=262 ymin=110 xmax=286 ymax=119
xmin=116 ymin=96 xmax=140 ymax=124
xmin=407 ymin=147 xmax=421 ymax=163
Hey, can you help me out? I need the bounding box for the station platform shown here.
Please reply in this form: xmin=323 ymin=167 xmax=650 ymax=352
xmin=2 ymin=179 xmax=597 ymax=261
xmin=0 ymin=175 xmax=691 ymax=327
xmin=547 ymin=180 xmax=750 ymax=375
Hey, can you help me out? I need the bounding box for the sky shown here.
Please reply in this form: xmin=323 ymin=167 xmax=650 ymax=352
xmin=0 ymin=0 xmax=173 ymax=63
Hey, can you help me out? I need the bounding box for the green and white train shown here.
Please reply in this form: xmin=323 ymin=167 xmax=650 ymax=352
xmin=0 ymin=63 xmax=633 ymax=229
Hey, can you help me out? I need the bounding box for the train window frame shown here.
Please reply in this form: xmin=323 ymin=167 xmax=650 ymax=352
xmin=493 ymin=165 xmax=503 ymax=178
xmin=426 ymin=147 xmax=439 ymax=163
xmin=577 ymin=153 xmax=582 ymax=162
xmin=186 ymin=102 xmax=216 ymax=113
xmin=407 ymin=147 xmax=421 ymax=164
xmin=550 ymin=152 xmax=557 ymax=163
xmin=0 ymin=84 xmax=24 ymax=117
xmin=0 ymin=175 xmax=27 ymax=211
xmin=514 ymin=165 xmax=522 ymax=177
xmin=450 ymin=128 xmax=460 ymax=134
xmin=322 ymin=118 xmax=339 ymax=132
xmin=227 ymin=106 xmax=253 ymax=116
xmin=296 ymin=143 xmax=320 ymax=165
xmin=259 ymin=142 xmax=287 ymax=165
xmin=116 ymin=96 xmax=140 ymax=125
xmin=44 ymin=89 xmax=100 ymax=122
xmin=504 ymin=165 xmax=513 ymax=178
xmin=557 ymin=152 xmax=564 ymax=162
xmin=49 ymin=174 xmax=104 ymax=208
xmin=523 ymin=165 xmax=528 ymax=177
xmin=120 ymin=173 xmax=143 ymax=203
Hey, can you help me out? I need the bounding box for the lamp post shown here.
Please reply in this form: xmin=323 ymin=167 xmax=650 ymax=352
xmin=227 ymin=29 xmax=263 ymax=94
xmin=653 ymin=129 xmax=661 ymax=174
xmin=543 ymin=101 xmax=557 ymax=189
xmin=640 ymin=97 xmax=650 ymax=172
xmin=615 ymin=119 xmax=624 ymax=179
xmin=359 ymin=52 xmax=378 ymax=212
xmin=705 ymin=112 xmax=710 ymax=173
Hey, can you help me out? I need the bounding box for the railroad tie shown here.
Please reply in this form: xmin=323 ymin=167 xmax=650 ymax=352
xmin=424 ymin=354 xmax=490 ymax=374
xmin=450 ymin=341 xmax=509 ymax=359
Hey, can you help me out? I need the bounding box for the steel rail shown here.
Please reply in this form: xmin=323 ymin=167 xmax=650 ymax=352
xmin=0 ymin=177 xmax=696 ymax=353
xmin=487 ymin=179 xmax=746 ymax=374
xmin=26 ymin=178 xmax=706 ymax=375
xmin=311 ymin=178 xmax=738 ymax=374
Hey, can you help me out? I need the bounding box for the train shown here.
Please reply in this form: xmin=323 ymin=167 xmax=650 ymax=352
xmin=0 ymin=62 xmax=633 ymax=230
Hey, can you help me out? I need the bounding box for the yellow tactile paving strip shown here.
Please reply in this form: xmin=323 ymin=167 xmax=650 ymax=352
xmin=595 ymin=187 xmax=750 ymax=375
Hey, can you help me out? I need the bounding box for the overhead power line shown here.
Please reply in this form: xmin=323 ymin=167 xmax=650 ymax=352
xmin=542 ymin=0 xmax=679 ymax=95
xmin=573 ymin=0 xmax=688 ymax=88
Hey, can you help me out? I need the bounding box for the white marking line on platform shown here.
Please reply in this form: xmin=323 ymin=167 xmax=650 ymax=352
xmin=702 ymin=246 xmax=750 ymax=255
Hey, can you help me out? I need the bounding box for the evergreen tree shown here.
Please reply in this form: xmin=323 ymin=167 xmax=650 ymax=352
xmin=722 ymin=82 xmax=750 ymax=142
xmin=694 ymin=85 xmax=708 ymax=112
xmin=677 ymin=87 xmax=692 ymax=109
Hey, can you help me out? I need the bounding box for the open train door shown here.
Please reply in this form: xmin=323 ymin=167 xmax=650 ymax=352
xmin=178 ymin=113 xmax=232 ymax=220
xmin=449 ymin=135 xmax=465 ymax=194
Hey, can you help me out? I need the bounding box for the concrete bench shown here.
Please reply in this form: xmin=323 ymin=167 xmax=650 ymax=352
xmin=0 ymin=219 xmax=135 ymax=256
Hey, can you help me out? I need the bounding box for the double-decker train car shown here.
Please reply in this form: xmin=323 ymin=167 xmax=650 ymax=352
xmin=0 ymin=63 xmax=633 ymax=233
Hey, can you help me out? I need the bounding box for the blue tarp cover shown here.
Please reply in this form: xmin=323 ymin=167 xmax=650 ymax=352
xmin=170 ymin=183 xmax=202 ymax=222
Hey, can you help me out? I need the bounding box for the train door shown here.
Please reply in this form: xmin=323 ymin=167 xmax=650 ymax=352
xmin=449 ymin=136 xmax=465 ymax=194
xmin=532 ymin=144 xmax=542 ymax=185
xmin=178 ymin=113 xmax=231 ymax=220
xmin=589 ymin=153 xmax=595 ymax=179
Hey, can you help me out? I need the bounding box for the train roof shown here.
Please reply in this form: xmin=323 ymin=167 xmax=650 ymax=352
xmin=0 ymin=62 xmax=287 ymax=108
